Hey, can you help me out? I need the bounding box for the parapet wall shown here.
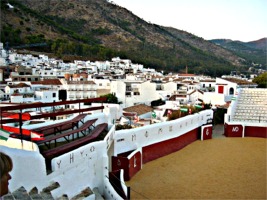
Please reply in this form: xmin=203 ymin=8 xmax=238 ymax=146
xmin=112 ymin=109 xmax=213 ymax=181
xmin=225 ymin=122 xmax=267 ymax=138
xmin=114 ymin=109 xmax=213 ymax=156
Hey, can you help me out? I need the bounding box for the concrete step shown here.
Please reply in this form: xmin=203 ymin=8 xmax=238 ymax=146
xmin=4 ymin=187 xmax=31 ymax=200
xmin=29 ymin=187 xmax=44 ymax=200
xmin=71 ymin=187 xmax=93 ymax=200
xmin=40 ymin=182 xmax=60 ymax=200
xmin=3 ymin=183 xmax=95 ymax=200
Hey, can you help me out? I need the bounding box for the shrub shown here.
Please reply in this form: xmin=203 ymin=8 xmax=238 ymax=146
xmin=116 ymin=124 xmax=133 ymax=130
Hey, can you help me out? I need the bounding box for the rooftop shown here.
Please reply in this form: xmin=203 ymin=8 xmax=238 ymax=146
xmin=123 ymin=104 xmax=153 ymax=116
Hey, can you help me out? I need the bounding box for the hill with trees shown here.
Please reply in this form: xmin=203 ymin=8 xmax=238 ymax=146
xmin=1 ymin=0 xmax=262 ymax=77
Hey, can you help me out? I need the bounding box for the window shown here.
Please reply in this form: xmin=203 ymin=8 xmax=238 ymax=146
xmin=229 ymin=87 xmax=234 ymax=95
xmin=53 ymin=93 xmax=56 ymax=97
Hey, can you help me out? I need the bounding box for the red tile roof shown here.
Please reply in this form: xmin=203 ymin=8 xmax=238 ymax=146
xmin=8 ymin=83 xmax=30 ymax=88
xmin=222 ymin=78 xmax=256 ymax=85
xmin=31 ymin=79 xmax=62 ymax=85
xmin=123 ymin=104 xmax=153 ymax=116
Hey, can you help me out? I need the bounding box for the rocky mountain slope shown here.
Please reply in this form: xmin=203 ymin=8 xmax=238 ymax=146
xmin=1 ymin=0 xmax=258 ymax=76
xmin=210 ymin=38 xmax=266 ymax=67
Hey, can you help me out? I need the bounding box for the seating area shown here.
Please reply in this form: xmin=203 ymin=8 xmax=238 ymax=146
xmin=232 ymin=88 xmax=267 ymax=123
xmin=36 ymin=118 xmax=97 ymax=148
xmin=31 ymin=113 xmax=87 ymax=136
xmin=41 ymin=123 xmax=108 ymax=160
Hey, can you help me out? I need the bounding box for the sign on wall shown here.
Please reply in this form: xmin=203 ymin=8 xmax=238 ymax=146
xmin=201 ymin=124 xmax=213 ymax=140
xmin=225 ymin=124 xmax=243 ymax=137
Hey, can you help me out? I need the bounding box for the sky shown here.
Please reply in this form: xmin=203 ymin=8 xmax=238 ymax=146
xmin=113 ymin=0 xmax=267 ymax=42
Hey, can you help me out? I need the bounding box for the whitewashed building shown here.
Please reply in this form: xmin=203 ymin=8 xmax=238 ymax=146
xmin=61 ymin=79 xmax=97 ymax=100
xmin=111 ymin=80 xmax=159 ymax=108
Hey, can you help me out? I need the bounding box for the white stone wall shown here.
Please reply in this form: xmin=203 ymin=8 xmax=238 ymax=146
xmin=203 ymin=92 xmax=225 ymax=106
xmin=114 ymin=109 xmax=213 ymax=155
xmin=216 ymin=78 xmax=237 ymax=96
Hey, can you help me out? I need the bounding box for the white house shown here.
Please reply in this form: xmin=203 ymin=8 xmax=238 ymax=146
xmin=31 ymin=79 xmax=63 ymax=91
xmin=60 ymin=79 xmax=97 ymax=100
xmin=34 ymin=89 xmax=59 ymax=103
xmin=5 ymin=83 xmax=35 ymax=103
xmin=155 ymin=81 xmax=177 ymax=100
xmin=5 ymin=82 xmax=32 ymax=95
xmin=199 ymin=79 xmax=216 ymax=91
xmin=110 ymin=80 xmax=159 ymax=108
xmin=188 ymin=90 xmax=204 ymax=104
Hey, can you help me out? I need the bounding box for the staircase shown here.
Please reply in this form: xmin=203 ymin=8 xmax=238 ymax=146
xmin=3 ymin=183 xmax=95 ymax=200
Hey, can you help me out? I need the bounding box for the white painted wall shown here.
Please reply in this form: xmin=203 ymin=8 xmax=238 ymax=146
xmin=114 ymin=109 xmax=213 ymax=155
xmin=202 ymin=92 xmax=225 ymax=106
xmin=1 ymin=109 xmax=212 ymax=200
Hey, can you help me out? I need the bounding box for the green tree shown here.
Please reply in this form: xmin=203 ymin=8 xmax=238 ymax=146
xmin=100 ymin=93 xmax=120 ymax=104
xmin=252 ymin=72 xmax=267 ymax=88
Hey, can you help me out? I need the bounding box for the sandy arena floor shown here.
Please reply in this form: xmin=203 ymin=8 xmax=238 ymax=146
xmin=126 ymin=137 xmax=266 ymax=199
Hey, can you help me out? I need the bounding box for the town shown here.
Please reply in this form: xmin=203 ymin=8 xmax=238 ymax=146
xmin=0 ymin=41 xmax=266 ymax=200
xmin=0 ymin=42 xmax=260 ymax=110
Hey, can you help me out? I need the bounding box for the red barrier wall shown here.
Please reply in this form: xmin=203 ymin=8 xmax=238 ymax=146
xmin=112 ymin=150 xmax=142 ymax=181
xmin=142 ymin=128 xmax=199 ymax=164
xmin=201 ymin=125 xmax=213 ymax=140
xmin=128 ymin=151 xmax=142 ymax=180
xmin=112 ymin=156 xmax=128 ymax=178
xmin=225 ymin=123 xmax=267 ymax=138
xmin=224 ymin=123 xmax=243 ymax=137
xmin=245 ymin=126 xmax=267 ymax=138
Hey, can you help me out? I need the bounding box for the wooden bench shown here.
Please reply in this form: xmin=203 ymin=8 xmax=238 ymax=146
xmin=37 ymin=119 xmax=97 ymax=148
xmin=42 ymin=123 xmax=108 ymax=159
xmin=32 ymin=113 xmax=87 ymax=136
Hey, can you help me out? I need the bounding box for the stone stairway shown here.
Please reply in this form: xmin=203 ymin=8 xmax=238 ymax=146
xmin=2 ymin=183 xmax=95 ymax=200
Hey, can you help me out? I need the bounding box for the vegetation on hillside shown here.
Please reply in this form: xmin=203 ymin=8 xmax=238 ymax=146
xmin=252 ymin=72 xmax=267 ymax=88
xmin=1 ymin=0 xmax=263 ymax=77
xmin=210 ymin=39 xmax=267 ymax=68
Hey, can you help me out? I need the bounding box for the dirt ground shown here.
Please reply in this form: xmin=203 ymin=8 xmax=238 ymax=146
xmin=126 ymin=137 xmax=267 ymax=199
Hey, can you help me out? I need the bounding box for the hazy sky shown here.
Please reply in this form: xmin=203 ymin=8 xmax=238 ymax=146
xmin=113 ymin=0 xmax=267 ymax=42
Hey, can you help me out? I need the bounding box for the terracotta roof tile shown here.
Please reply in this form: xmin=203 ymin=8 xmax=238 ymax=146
xmin=123 ymin=104 xmax=153 ymax=116
xmin=31 ymin=79 xmax=62 ymax=85
xmin=222 ymin=78 xmax=256 ymax=85
xmin=9 ymin=83 xmax=30 ymax=88
xmin=67 ymin=81 xmax=96 ymax=85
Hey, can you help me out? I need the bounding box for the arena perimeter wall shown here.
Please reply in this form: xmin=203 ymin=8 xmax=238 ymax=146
xmin=113 ymin=110 xmax=213 ymax=180
xmin=224 ymin=123 xmax=267 ymax=138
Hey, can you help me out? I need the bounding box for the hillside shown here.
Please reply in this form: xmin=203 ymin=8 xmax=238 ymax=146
xmin=0 ymin=0 xmax=251 ymax=76
xmin=210 ymin=38 xmax=266 ymax=67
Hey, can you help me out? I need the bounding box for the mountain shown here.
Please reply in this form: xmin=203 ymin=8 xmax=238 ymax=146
xmin=0 ymin=0 xmax=255 ymax=76
xmin=246 ymin=38 xmax=266 ymax=50
xmin=210 ymin=38 xmax=266 ymax=67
